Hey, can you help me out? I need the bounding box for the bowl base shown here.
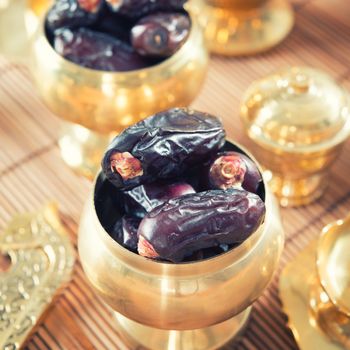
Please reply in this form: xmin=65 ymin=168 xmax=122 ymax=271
xmin=113 ymin=307 xmax=251 ymax=350
xmin=189 ymin=0 xmax=294 ymax=56
xmin=58 ymin=123 xmax=112 ymax=180
xmin=266 ymin=171 xmax=328 ymax=207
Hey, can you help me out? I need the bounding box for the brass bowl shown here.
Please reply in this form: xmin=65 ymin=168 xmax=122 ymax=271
xmin=189 ymin=0 xmax=294 ymax=56
xmin=30 ymin=9 xmax=208 ymax=178
xmin=78 ymin=141 xmax=284 ymax=350
xmin=30 ymin=11 xmax=208 ymax=134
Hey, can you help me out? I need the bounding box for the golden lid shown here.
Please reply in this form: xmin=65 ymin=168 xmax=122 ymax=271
xmin=240 ymin=67 xmax=350 ymax=151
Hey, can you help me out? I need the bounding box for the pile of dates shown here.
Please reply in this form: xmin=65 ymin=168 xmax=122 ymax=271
xmin=97 ymin=108 xmax=266 ymax=263
xmin=45 ymin=0 xmax=191 ymax=71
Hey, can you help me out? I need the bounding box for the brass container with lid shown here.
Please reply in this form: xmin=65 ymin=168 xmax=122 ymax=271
xmin=240 ymin=66 xmax=350 ymax=207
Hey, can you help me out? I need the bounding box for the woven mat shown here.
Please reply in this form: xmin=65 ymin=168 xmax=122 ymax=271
xmin=1 ymin=0 xmax=350 ymax=348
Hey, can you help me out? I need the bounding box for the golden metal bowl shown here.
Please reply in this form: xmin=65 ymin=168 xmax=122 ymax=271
xmin=30 ymin=10 xmax=208 ymax=178
xmin=189 ymin=0 xmax=294 ymax=56
xmin=78 ymin=141 xmax=284 ymax=350
xmin=31 ymin=13 xmax=208 ymax=134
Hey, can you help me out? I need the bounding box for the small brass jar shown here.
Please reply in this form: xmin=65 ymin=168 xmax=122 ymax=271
xmin=78 ymin=141 xmax=284 ymax=350
xmin=189 ymin=0 xmax=294 ymax=56
xmin=240 ymin=66 xmax=350 ymax=207
xmin=30 ymin=9 xmax=208 ymax=178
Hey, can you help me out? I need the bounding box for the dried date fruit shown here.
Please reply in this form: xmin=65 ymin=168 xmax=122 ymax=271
xmin=111 ymin=215 xmax=140 ymax=251
xmin=54 ymin=28 xmax=150 ymax=71
xmin=131 ymin=13 xmax=190 ymax=57
xmin=137 ymin=188 xmax=265 ymax=262
xmin=106 ymin=0 xmax=187 ymax=18
xmin=46 ymin=0 xmax=102 ymax=31
xmin=208 ymin=151 xmax=262 ymax=194
xmin=124 ymin=181 xmax=195 ymax=216
xmin=102 ymin=108 xmax=225 ymax=190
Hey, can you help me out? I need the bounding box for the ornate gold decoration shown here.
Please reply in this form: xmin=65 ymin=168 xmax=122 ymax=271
xmin=0 ymin=203 xmax=75 ymax=350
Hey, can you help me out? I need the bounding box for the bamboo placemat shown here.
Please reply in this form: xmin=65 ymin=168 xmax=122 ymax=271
xmin=1 ymin=0 xmax=350 ymax=348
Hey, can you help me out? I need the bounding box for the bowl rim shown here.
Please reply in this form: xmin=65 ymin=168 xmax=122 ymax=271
xmin=34 ymin=6 xmax=202 ymax=77
xmin=88 ymin=139 xmax=273 ymax=276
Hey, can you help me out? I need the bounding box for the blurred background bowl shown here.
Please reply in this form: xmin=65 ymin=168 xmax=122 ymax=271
xmin=189 ymin=0 xmax=294 ymax=56
xmin=30 ymin=7 xmax=209 ymax=179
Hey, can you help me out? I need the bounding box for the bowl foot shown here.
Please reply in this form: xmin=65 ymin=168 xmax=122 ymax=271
xmin=189 ymin=0 xmax=294 ymax=56
xmin=58 ymin=123 xmax=112 ymax=180
xmin=265 ymin=171 xmax=328 ymax=207
xmin=113 ymin=307 xmax=251 ymax=350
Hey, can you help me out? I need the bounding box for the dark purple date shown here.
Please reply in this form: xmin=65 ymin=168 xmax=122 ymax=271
xmin=208 ymin=151 xmax=262 ymax=194
xmin=53 ymin=28 xmax=150 ymax=71
xmin=102 ymin=108 xmax=226 ymax=191
xmin=105 ymin=0 xmax=187 ymax=18
xmin=137 ymin=188 xmax=265 ymax=262
xmin=46 ymin=0 xmax=102 ymax=31
xmin=111 ymin=215 xmax=140 ymax=251
xmin=124 ymin=181 xmax=195 ymax=216
xmin=131 ymin=13 xmax=190 ymax=57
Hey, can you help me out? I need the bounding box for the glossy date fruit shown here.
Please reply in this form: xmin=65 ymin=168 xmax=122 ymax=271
xmin=124 ymin=182 xmax=195 ymax=217
xmin=46 ymin=0 xmax=102 ymax=31
xmin=137 ymin=188 xmax=265 ymax=262
xmin=131 ymin=13 xmax=190 ymax=57
xmin=102 ymin=108 xmax=225 ymax=191
xmin=208 ymin=151 xmax=262 ymax=194
xmin=53 ymin=28 xmax=150 ymax=71
xmin=105 ymin=0 xmax=187 ymax=18
xmin=111 ymin=215 xmax=140 ymax=251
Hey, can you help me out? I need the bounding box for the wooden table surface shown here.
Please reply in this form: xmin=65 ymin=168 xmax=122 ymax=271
xmin=1 ymin=0 xmax=350 ymax=349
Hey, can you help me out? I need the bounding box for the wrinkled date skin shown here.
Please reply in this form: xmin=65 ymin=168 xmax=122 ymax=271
xmin=111 ymin=215 xmax=140 ymax=251
xmin=54 ymin=28 xmax=150 ymax=71
xmin=131 ymin=13 xmax=190 ymax=57
xmin=105 ymin=0 xmax=187 ymax=18
xmin=124 ymin=181 xmax=195 ymax=217
xmin=208 ymin=151 xmax=262 ymax=194
xmin=46 ymin=0 xmax=103 ymax=31
xmin=102 ymin=108 xmax=226 ymax=190
xmin=137 ymin=189 xmax=265 ymax=262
